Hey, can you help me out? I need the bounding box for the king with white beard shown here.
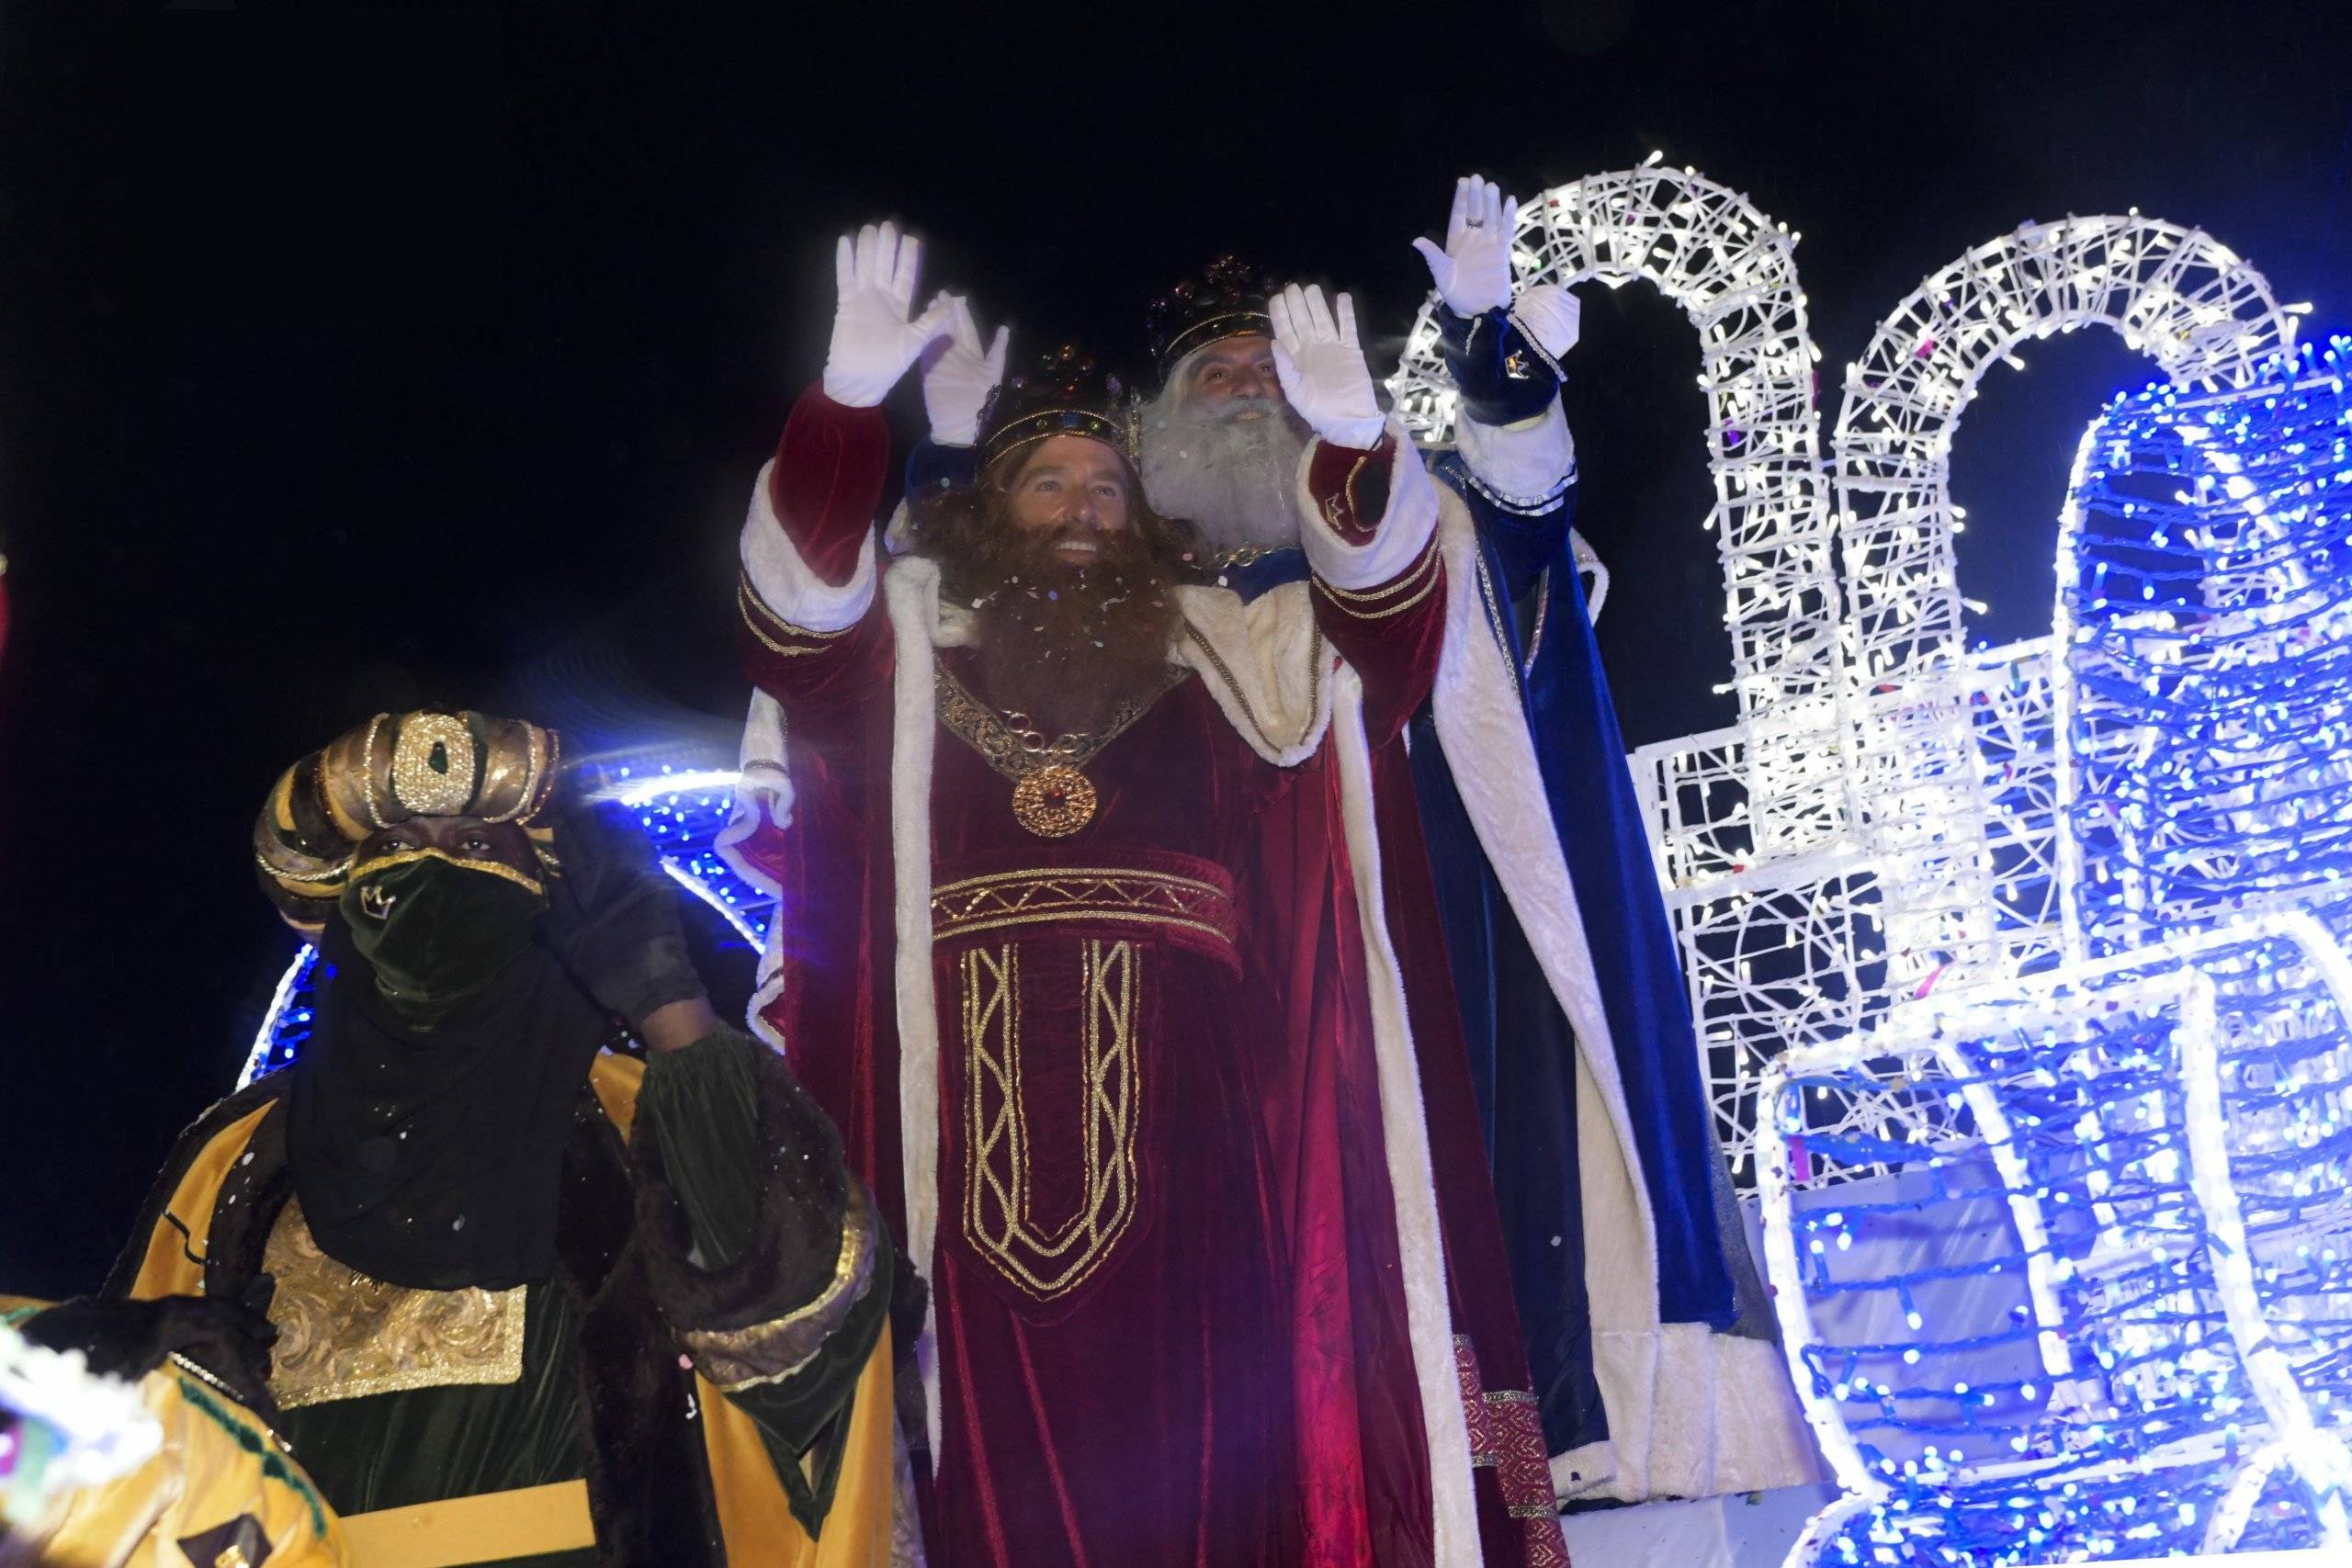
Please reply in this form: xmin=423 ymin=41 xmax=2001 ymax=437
xmin=894 ymin=179 xmax=1825 ymax=1507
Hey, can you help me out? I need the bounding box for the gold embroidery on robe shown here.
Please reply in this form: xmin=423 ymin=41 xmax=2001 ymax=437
xmin=960 ymin=941 xmax=1141 ymax=1300
xmin=262 ymin=1197 xmax=526 ymax=1409
xmin=932 ymin=865 xmax=1238 ymax=948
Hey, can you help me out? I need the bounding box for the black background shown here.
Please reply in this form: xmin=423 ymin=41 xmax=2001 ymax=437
xmin=3 ymin=0 xmax=2347 ymax=1293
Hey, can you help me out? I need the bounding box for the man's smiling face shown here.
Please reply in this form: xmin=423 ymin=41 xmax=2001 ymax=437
xmin=1002 ymin=434 xmax=1136 ymax=568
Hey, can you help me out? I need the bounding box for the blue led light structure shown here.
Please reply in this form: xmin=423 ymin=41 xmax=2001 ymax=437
xmin=1760 ymin=926 xmax=2352 ymax=1565
xmin=2057 ymin=337 xmax=2352 ymax=957
xmin=238 ymin=763 xmax=775 ymax=1086
xmin=2045 ymin=336 xmax=2352 ymax=1536
xmin=1758 ymin=343 xmax=2352 ymax=1565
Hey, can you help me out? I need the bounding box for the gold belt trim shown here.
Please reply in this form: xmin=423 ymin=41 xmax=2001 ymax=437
xmin=339 ymin=1479 xmax=595 ymax=1567
xmin=932 ymin=864 xmax=1238 ymax=947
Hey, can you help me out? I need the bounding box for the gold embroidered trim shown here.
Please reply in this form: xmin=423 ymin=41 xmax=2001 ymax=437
xmin=933 ymin=663 xmax=1184 ymax=784
xmin=263 ymin=1198 xmax=527 ymax=1410
xmin=739 ymin=578 xmax=855 ymax=657
xmin=1314 ymin=539 xmax=1442 ymax=620
xmin=255 ymin=850 xmax=354 ymax=885
xmin=343 ymin=846 xmax=547 ymax=898
xmin=931 ymin=869 xmax=1241 ymax=944
xmin=1182 ymin=621 xmax=1324 ymax=753
xmin=933 ymin=865 xmax=1236 ymax=948
xmin=389 ymin=713 xmax=478 ymax=818
xmin=683 ymin=1176 xmax=883 ymax=1393
xmin=1315 ymin=536 xmax=1440 ymax=604
xmin=961 ymin=940 xmax=1141 ymax=1301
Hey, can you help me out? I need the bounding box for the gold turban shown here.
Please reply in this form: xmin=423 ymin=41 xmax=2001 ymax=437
xmin=254 ymin=710 xmax=562 ymax=931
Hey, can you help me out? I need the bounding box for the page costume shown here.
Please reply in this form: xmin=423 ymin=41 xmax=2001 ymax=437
xmin=28 ymin=713 xmax=904 ymax=1568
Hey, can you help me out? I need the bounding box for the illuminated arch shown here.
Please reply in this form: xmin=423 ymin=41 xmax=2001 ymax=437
xmin=1832 ymin=216 xmax=2296 ymax=995
xmin=1388 ymin=162 xmax=1845 ymax=856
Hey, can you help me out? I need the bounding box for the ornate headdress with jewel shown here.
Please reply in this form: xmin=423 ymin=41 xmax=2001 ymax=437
xmin=978 ymin=344 xmax=1136 ymax=472
xmin=254 ymin=709 xmax=562 ymax=930
xmin=1144 ymin=254 xmax=1278 ymax=377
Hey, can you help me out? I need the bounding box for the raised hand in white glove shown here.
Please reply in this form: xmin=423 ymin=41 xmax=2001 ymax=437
xmin=1268 ymin=284 xmax=1386 ymax=450
xmin=918 ymin=294 xmax=1010 ymax=446
xmin=822 ymin=221 xmax=954 ymax=408
xmin=1411 ymin=175 xmax=1518 ymax=319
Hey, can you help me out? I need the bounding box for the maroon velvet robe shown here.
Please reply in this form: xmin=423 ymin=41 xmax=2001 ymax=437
xmin=729 ymin=388 xmax=1566 ymax=1567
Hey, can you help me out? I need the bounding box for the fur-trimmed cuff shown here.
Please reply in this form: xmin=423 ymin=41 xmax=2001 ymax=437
xmin=673 ymin=1179 xmax=882 ymax=1392
xmin=634 ymin=1035 xmax=854 ymax=1344
xmin=1457 ymin=400 xmax=1576 ymax=513
xmin=1295 ymin=423 xmax=1439 ymax=592
xmin=741 ymin=458 xmax=879 ymax=634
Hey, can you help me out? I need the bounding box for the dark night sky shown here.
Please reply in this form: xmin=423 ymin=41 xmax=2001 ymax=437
xmin=2 ymin=1 xmax=2347 ymax=1294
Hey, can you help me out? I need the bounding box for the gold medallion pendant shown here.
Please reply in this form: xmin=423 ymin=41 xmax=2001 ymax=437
xmin=1012 ymin=763 xmax=1097 ymax=838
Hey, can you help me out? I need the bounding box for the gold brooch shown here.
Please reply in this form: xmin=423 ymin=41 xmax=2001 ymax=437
xmin=1011 ymin=764 xmax=1097 ymax=837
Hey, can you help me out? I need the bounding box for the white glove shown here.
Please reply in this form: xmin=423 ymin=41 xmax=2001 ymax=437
xmin=1512 ymin=282 xmax=1582 ymax=365
xmin=1269 ymin=284 xmax=1385 ymax=450
xmin=918 ymin=294 xmax=1010 ymax=446
xmin=821 ymin=221 xmax=954 ymax=408
xmin=1411 ymin=175 xmax=1518 ymax=319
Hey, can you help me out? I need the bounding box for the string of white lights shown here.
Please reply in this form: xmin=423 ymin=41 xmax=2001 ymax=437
xmin=1836 ymin=216 xmax=2300 ymax=1006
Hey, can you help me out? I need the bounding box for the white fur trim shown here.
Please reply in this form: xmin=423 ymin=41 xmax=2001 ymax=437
xmin=716 ymin=689 xmax=793 ymax=898
xmin=718 ymin=688 xmax=795 ymax=1054
xmin=1429 ymin=505 xmax=1822 ymax=1500
xmin=1427 ymin=491 xmax=1654 ymax=1278
xmin=1294 ymin=421 xmax=1440 ymax=593
xmin=1569 ymin=526 xmax=1610 ymax=625
xmin=1548 ymin=1438 xmax=1618 ymax=1499
xmin=1457 ymin=400 xmax=1575 ymax=507
xmin=1557 ymin=1328 xmax=1824 ymax=1504
xmin=882 ymin=558 xmax=947 ymax=1466
xmin=1170 ymin=581 xmax=1332 ymax=766
xmin=740 ymin=457 xmax=878 ymax=633
xmin=1330 ymin=668 xmax=1482 ymax=1565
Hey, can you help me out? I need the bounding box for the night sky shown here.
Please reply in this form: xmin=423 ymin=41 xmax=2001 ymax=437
xmin=3 ymin=1 xmax=2347 ymax=1295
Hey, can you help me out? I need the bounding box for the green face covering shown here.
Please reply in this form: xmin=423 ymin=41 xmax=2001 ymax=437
xmin=340 ymin=851 xmax=547 ymax=1022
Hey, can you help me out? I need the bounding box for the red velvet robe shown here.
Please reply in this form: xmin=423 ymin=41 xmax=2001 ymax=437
xmin=729 ymin=388 xmax=1565 ymax=1567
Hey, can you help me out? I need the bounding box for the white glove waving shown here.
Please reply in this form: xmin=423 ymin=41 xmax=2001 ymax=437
xmin=918 ymin=294 xmax=1010 ymax=446
xmin=1268 ymin=284 xmax=1385 ymax=450
xmin=1411 ymin=175 xmax=1518 ymax=319
xmin=822 ymin=221 xmax=954 ymax=408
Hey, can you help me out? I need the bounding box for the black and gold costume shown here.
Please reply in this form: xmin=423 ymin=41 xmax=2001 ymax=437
xmin=28 ymin=711 xmax=907 ymax=1567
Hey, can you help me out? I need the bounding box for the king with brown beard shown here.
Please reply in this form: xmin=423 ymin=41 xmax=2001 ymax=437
xmin=724 ymin=222 xmax=1570 ymax=1567
xmin=910 ymin=349 xmax=1194 ymax=741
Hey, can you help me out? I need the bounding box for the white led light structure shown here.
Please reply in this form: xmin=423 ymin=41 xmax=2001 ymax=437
xmin=1836 ymin=217 xmax=2295 ymax=1008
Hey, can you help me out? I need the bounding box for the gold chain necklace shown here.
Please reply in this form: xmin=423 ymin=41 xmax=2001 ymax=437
xmin=935 ymin=664 xmax=1184 ymax=838
xmin=995 ymin=705 xmax=1101 ymax=837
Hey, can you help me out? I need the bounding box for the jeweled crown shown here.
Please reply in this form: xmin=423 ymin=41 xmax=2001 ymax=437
xmin=1144 ymin=254 xmax=1278 ymax=376
xmin=978 ymin=344 xmax=1135 ymax=471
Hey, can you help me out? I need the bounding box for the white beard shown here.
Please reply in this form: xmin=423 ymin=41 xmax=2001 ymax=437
xmin=1136 ymin=382 xmax=1314 ymax=556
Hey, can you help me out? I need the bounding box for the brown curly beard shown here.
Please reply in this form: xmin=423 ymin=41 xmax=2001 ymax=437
xmin=913 ymin=479 xmax=1198 ymax=735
